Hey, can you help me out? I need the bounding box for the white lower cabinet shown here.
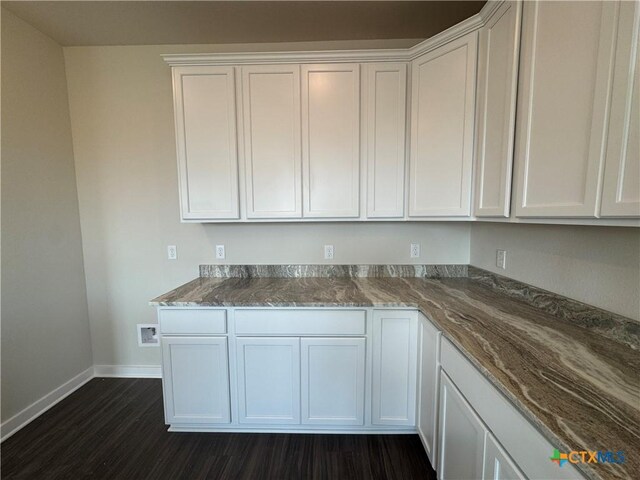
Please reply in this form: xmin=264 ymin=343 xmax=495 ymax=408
xmin=484 ymin=431 xmax=526 ymax=480
xmin=417 ymin=313 xmax=441 ymax=469
xmin=158 ymin=307 xmax=581 ymax=480
xmin=235 ymin=337 xmax=301 ymax=424
xmin=371 ymin=310 xmax=418 ymax=426
xmin=301 ymin=337 xmax=365 ymax=426
xmin=438 ymin=371 xmax=487 ymax=480
xmin=161 ymin=336 xmax=230 ymax=424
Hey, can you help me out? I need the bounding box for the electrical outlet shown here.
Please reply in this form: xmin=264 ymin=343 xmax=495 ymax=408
xmin=324 ymin=245 xmax=334 ymax=260
xmin=216 ymin=245 xmax=225 ymax=260
xmin=167 ymin=245 xmax=177 ymax=260
xmin=410 ymin=243 xmax=420 ymax=258
xmin=496 ymin=249 xmax=507 ymax=269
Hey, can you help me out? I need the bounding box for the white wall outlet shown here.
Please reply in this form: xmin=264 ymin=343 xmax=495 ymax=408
xmin=324 ymin=245 xmax=334 ymax=260
xmin=410 ymin=243 xmax=420 ymax=258
xmin=167 ymin=245 xmax=177 ymax=260
xmin=496 ymin=249 xmax=507 ymax=269
xmin=137 ymin=324 xmax=159 ymax=347
xmin=216 ymin=244 xmax=225 ymax=260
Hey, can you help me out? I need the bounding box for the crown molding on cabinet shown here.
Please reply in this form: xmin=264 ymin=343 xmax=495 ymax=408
xmin=162 ymin=1 xmax=503 ymax=66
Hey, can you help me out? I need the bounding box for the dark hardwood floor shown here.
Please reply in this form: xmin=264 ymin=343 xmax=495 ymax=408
xmin=1 ymin=378 xmax=436 ymax=479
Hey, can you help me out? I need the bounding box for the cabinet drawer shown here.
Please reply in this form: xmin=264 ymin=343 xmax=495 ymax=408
xmin=235 ymin=309 xmax=366 ymax=335
xmin=159 ymin=309 xmax=227 ymax=334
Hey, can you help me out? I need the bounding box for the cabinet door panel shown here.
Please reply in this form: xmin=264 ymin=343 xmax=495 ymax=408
xmin=242 ymin=65 xmax=302 ymax=218
xmin=484 ymin=432 xmax=527 ymax=480
xmin=474 ymin=1 xmax=521 ymax=217
xmin=514 ymin=1 xmax=618 ymax=217
xmin=162 ymin=336 xmax=230 ymax=424
xmin=365 ymin=63 xmax=407 ymax=218
xmin=302 ymin=64 xmax=360 ymax=218
xmin=417 ymin=314 xmax=441 ymax=469
xmin=438 ymin=371 xmax=487 ymax=480
xmin=173 ymin=66 xmax=239 ymax=220
xmin=301 ymin=337 xmax=365 ymax=425
xmin=409 ymin=32 xmax=477 ymax=217
xmin=601 ymin=1 xmax=640 ymax=217
xmin=371 ymin=310 xmax=418 ymax=426
xmin=236 ymin=337 xmax=300 ymax=424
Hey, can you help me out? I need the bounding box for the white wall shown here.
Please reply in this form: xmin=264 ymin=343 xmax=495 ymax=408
xmin=63 ymin=44 xmax=471 ymax=368
xmin=1 ymin=9 xmax=93 ymax=422
xmin=470 ymin=222 xmax=640 ymax=321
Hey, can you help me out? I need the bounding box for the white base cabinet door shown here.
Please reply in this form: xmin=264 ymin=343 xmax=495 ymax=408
xmin=483 ymin=432 xmax=526 ymax=480
xmin=438 ymin=371 xmax=487 ymax=480
xmin=301 ymin=337 xmax=365 ymax=426
xmin=417 ymin=314 xmax=441 ymax=469
xmin=162 ymin=336 xmax=230 ymax=424
xmin=371 ymin=310 xmax=418 ymax=426
xmin=236 ymin=337 xmax=301 ymax=424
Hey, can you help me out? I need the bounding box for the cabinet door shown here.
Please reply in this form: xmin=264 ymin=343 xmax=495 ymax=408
xmin=514 ymin=1 xmax=618 ymax=217
xmin=483 ymin=432 xmax=527 ymax=480
xmin=365 ymin=63 xmax=407 ymax=218
xmin=601 ymin=1 xmax=640 ymax=217
xmin=236 ymin=337 xmax=300 ymax=424
xmin=242 ymin=65 xmax=302 ymax=218
xmin=161 ymin=336 xmax=230 ymax=424
xmin=438 ymin=371 xmax=487 ymax=480
xmin=474 ymin=1 xmax=522 ymax=218
xmin=409 ymin=32 xmax=477 ymax=217
xmin=301 ymin=337 xmax=365 ymax=426
xmin=172 ymin=66 xmax=239 ymax=220
xmin=371 ymin=310 xmax=418 ymax=426
xmin=417 ymin=314 xmax=441 ymax=469
xmin=302 ymin=64 xmax=360 ymax=218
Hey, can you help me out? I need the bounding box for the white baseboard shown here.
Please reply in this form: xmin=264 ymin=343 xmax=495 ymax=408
xmin=0 ymin=366 xmax=94 ymax=442
xmin=93 ymin=364 xmax=162 ymax=378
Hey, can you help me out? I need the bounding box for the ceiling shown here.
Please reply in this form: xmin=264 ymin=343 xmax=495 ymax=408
xmin=2 ymin=1 xmax=486 ymax=47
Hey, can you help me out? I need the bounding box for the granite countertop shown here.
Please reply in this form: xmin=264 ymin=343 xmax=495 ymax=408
xmin=151 ymin=267 xmax=640 ymax=480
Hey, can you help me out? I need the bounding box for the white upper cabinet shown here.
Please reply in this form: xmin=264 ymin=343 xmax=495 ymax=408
xmin=172 ymin=66 xmax=239 ymax=220
xmin=364 ymin=63 xmax=407 ymax=218
xmin=601 ymin=1 xmax=640 ymax=217
xmin=474 ymin=1 xmax=522 ymax=218
xmin=409 ymin=32 xmax=478 ymax=217
xmin=302 ymin=64 xmax=361 ymax=218
xmin=514 ymin=1 xmax=618 ymax=218
xmin=241 ymin=65 xmax=302 ymax=219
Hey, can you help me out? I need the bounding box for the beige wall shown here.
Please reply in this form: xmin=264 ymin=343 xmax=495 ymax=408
xmin=470 ymin=222 xmax=640 ymax=320
xmin=1 ymin=9 xmax=93 ymax=422
xmin=63 ymin=44 xmax=471 ymax=367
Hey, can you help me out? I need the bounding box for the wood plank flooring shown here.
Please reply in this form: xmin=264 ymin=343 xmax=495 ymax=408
xmin=1 ymin=378 xmax=436 ymax=479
